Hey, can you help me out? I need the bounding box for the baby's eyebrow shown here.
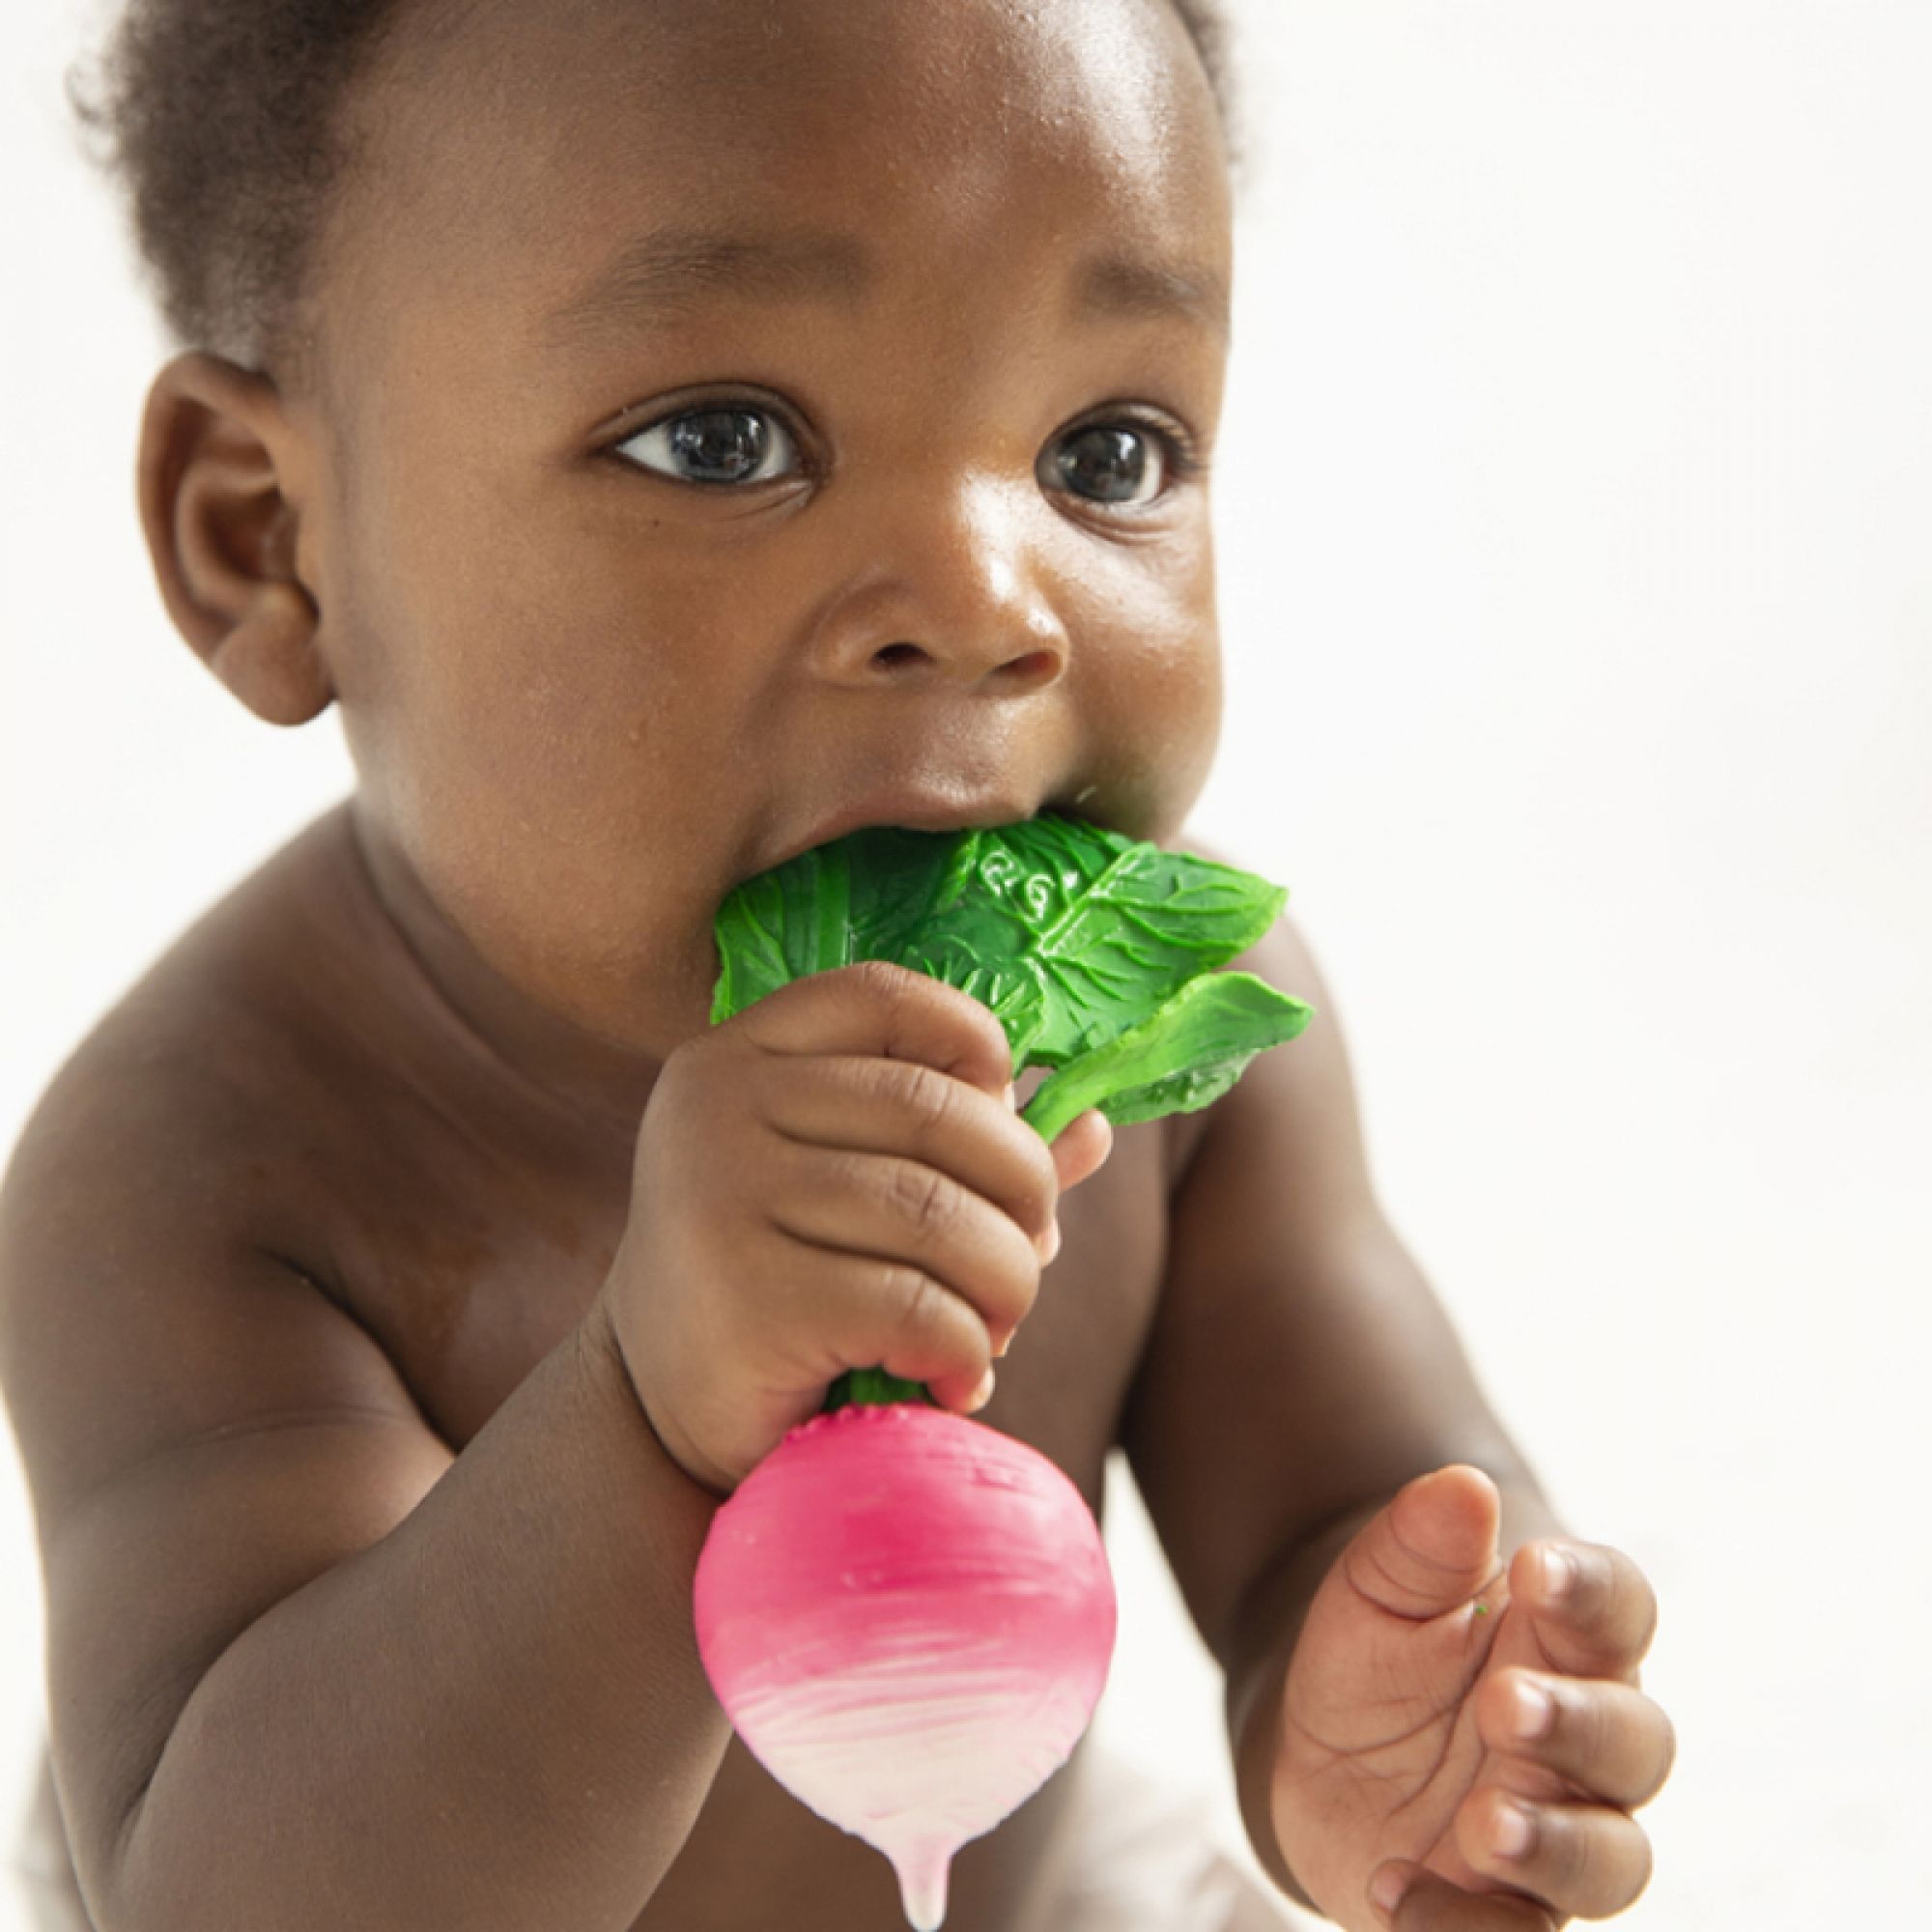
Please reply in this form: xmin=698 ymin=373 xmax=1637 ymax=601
xmin=542 ymin=227 xmax=870 ymax=346
xmin=540 ymin=224 xmax=1228 ymax=346
xmin=1079 ymin=254 xmax=1229 ymax=342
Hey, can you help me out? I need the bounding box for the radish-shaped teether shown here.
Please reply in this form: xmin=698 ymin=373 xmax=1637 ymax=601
xmin=696 ymin=815 xmax=1314 ymax=1926
xmin=694 ymin=1398 xmax=1114 ymax=1930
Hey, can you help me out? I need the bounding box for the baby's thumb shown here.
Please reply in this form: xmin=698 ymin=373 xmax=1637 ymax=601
xmin=1342 ymin=1465 xmax=1502 ymax=1620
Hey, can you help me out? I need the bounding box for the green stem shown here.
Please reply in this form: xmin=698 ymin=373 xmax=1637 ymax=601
xmin=821 ymin=1366 xmax=937 ymax=1411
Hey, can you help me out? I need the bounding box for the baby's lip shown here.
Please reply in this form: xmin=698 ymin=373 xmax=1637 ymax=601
xmin=766 ymin=789 xmax=1051 ymax=876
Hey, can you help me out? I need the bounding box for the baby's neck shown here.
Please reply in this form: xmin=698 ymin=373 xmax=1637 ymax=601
xmin=336 ymin=797 xmax=666 ymax=1158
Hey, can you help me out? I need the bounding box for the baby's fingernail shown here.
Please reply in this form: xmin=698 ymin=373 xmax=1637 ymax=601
xmin=1004 ymin=1083 xmax=1018 ymax=1110
xmin=1542 ymin=1546 xmax=1577 ymax=1600
xmin=1037 ymin=1218 xmax=1062 ymax=1264
xmin=967 ymin=1367 xmax=996 ymax=1411
xmin=1511 ymin=1679 xmax=1556 ymax=1741
xmin=1369 ymin=1864 xmax=1409 ymax=1920
xmin=994 ymin=1329 xmax=1011 ymax=1358
xmin=1493 ymin=1802 xmax=1537 ymax=1860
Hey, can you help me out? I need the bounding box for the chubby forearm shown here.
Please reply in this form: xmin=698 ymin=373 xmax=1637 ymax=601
xmin=1225 ymin=1470 xmax=1566 ymax=1910
xmin=105 ymin=1305 xmax=730 ymax=1932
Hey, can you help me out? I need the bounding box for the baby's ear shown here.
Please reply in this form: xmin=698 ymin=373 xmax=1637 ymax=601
xmin=136 ymin=351 xmax=333 ymax=726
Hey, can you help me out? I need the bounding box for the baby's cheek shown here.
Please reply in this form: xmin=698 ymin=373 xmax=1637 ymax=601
xmin=1082 ymin=624 xmax=1222 ymax=828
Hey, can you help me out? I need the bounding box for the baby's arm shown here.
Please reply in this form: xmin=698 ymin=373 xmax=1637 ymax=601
xmin=1120 ymin=907 xmax=1563 ymax=1898
xmin=0 ymin=1047 xmax=727 ymax=1932
xmin=1123 ymin=894 xmax=1670 ymax=1926
xmin=1125 ymin=905 xmax=1558 ymax=1605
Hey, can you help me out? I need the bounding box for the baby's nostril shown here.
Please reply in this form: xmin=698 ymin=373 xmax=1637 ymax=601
xmin=1002 ymin=649 xmax=1058 ymax=682
xmin=867 ymin=641 xmax=1056 ymax=679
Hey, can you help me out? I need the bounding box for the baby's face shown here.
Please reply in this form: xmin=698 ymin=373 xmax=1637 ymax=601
xmin=298 ymin=0 xmax=1231 ymax=1058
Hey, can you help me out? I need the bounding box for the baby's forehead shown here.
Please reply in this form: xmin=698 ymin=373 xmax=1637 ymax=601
xmin=284 ymin=0 xmax=1235 ymax=450
xmin=329 ymin=0 xmax=1227 ymax=304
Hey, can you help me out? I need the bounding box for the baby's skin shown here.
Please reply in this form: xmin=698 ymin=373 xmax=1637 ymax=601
xmin=0 ymin=3 xmax=1673 ymax=1929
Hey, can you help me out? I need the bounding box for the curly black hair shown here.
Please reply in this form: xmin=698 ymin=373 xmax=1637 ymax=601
xmin=67 ymin=0 xmax=1238 ymax=387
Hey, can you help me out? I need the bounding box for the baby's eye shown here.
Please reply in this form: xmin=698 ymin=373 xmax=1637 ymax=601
xmin=1044 ymin=422 xmax=1172 ymax=507
xmin=616 ymin=406 xmax=800 ymax=486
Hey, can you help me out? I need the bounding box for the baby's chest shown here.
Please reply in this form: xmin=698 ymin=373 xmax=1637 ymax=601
xmin=331 ymin=1116 xmax=1177 ymax=1496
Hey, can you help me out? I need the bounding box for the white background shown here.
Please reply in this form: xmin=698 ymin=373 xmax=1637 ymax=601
xmin=4 ymin=3 xmax=1929 ymax=1927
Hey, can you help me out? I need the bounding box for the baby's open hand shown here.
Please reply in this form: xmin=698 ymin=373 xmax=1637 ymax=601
xmin=1269 ymin=1466 xmax=1675 ymax=1930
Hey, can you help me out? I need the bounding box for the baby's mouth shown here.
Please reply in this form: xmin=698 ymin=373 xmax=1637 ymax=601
xmin=763 ymin=785 xmax=1105 ymax=881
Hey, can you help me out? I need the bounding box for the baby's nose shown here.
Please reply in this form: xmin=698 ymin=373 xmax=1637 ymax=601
xmin=804 ymin=480 xmax=1069 ymax=692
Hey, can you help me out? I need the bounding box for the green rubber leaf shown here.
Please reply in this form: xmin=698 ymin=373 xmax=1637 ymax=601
xmin=711 ymin=814 xmax=1292 ymax=1075
xmin=1020 ymin=971 xmax=1313 ymax=1143
xmin=710 ymin=838 xmax=857 ymax=1023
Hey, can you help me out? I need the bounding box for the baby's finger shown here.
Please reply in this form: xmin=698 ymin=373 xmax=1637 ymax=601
xmin=762 ymin=1053 xmax=1060 ymax=1253
xmin=1048 ymin=1107 xmax=1114 ymax=1193
xmin=787 ymin=1245 xmax=998 ymax=1415
xmin=734 ymin=959 xmax=1013 ymax=1096
xmin=1509 ymin=1538 xmax=1660 ymax=1683
xmin=1368 ymin=1861 xmax=1553 ymax=1931
xmin=1478 ymin=1669 xmax=1677 ymax=1809
xmin=1457 ymin=1788 xmax=1656 ymax=1921
xmin=769 ymin=1147 xmax=1041 ymax=1350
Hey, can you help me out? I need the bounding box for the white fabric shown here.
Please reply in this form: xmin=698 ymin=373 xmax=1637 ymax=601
xmin=1014 ymin=1747 xmax=1299 ymax=1932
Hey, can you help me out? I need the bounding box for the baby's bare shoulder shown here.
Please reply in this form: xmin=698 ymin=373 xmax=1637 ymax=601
xmin=0 ymin=807 xmax=444 ymax=1513
xmin=9 ymin=807 xmax=387 ymax=1221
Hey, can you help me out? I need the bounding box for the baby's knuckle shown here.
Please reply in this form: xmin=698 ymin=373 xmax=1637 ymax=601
xmin=697 ymin=1061 xmax=777 ymax=1162
xmin=796 ymin=1145 xmax=858 ymax=1219
xmin=743 ymin=1120 xmax=807 ymax=1205
xmin=883 ymin=1157 xmax=957 ymax=1241
xmin=877 ymin=1263 xmax=962 ymax=1355
xmin=891 ymin=1060 xmax=957 ymax=1137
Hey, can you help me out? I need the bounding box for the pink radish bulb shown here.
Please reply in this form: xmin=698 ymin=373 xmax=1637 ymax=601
xmin=694 ymin=1402 xmax=1116 ymax=1930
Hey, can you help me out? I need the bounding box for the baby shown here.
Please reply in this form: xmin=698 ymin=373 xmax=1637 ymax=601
xmin=1 ymin=2 xmax=1675 ymax=1928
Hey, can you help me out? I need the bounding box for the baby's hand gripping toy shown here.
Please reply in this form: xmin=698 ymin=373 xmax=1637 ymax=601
xmin=693 ymin=814 xmax=1312 ymax=1929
